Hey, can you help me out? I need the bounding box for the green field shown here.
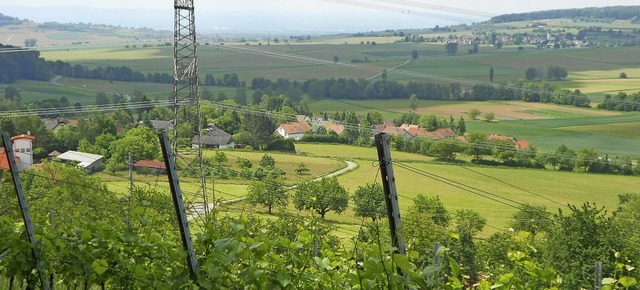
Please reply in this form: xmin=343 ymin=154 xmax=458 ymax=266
xmin=176 ymin=144 xmax=640 ymax=238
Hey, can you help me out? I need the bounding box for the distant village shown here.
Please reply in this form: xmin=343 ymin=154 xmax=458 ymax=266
xmin=1 ymin=114 xmax=530 ymax=175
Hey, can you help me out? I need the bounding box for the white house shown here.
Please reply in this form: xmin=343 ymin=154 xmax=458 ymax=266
xmin=57 ymin=150 xmax=104 ymax=173
xmin=11 ymin=134 xmax=35 ymax=171
xmin=275 ymin=122 xmax=312 ymax=140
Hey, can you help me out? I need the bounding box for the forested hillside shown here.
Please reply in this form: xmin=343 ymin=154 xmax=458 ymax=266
xmin=491 ymin=6 xmax=640 ymax=22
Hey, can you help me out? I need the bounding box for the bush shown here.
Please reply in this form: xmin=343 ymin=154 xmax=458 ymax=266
xmin=620 ymin=72 xmax=628 ymax=78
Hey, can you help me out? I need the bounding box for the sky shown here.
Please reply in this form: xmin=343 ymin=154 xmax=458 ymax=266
xmin=2 ymin=0 xmax=639 ymax=33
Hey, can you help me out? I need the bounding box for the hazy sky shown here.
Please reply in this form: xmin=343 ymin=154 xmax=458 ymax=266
xmin=2 ymin=0 xmax=639 ymax=33
xmin=3 ymin=0 xmax=639 ymax=14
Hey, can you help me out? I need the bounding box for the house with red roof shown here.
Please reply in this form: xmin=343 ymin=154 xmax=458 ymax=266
xmin=275 ymin=122 xmax=312 ymax=140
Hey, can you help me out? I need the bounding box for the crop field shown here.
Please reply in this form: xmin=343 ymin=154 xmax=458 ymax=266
xmin=5 ymin=80 xmax=95 ymax=104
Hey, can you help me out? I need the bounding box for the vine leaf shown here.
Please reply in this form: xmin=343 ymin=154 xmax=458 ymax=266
xmin=91 ymin=259 xmax=108 ymax=276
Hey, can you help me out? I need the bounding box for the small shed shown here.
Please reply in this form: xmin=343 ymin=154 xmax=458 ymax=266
xmin=133 ymin=160 xmax=166 ymax=175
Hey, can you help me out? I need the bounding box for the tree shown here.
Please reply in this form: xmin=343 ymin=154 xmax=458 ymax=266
xmin=483 ymin=112 xmax=495 ymax=122
xmin=213 ymin=151 xmax=228 ymax=164
xmin=510 ymin=204 xmax=552 ymax=235
xmin=556 ymin=144 xmax=576 ymax=171
xmin=465 ymin=132 xmax=491 ymax=161
xmin=247 ymin=171 xmax=288 ymax=214
xmin=107 ymin=126 xmax=161 ymax=172
xmin=294 ymin=177 xmax=349 ymax=219
xmin=452 ymin=209 xmax=486 ymax=285
xmin=468 ymin=108 xmax=481 ymax=120
xmin=260 ymin=154 xmax=276 ymax=168
xmin=547 ymin=65 xmax=568 ymax=80
xmin=445 ymin=42 xmax=458 ymax=55
xmin=620 ymin=72 xmax=628 ymax=79
xmin=404 ymin=195 xmax=450 ymax=265
xmin=544 ymin=203 xmax=625 ymax=289
xmin=95 ymin=91 xmax=110 ymax=105
xmin=4 ymin=86 xmax=20 ymax=101
xmin=240 ymin=109 xmax=275 ymax=150
xmin=411 ymin=49 xmax=419 ymax=60
xmin=24 ymin=38 xmax=37 ymax=47
xmin=333 ymin=56 xmax=339 ymax=63
xmin=428 ymin=139 xmax=463 ymax=162
xmin=236 ymin=157 xmax=252 ymax=169
xmin=409 ymin=94 xmax=419 ymax=111
xmin=574 ymin=147 xmax=598 ymax=172
xmin=352 ymin=183 xmax=385 ymax=221
xmin=456 ymin=116 xmax=466 ymax=135
xmin=489 ymin=67 xmax=495 ymax=82
xmin=294 ymin=162 xmax=309 ymax=175
xmin=525 ymin=67 xmax=538 ymax=81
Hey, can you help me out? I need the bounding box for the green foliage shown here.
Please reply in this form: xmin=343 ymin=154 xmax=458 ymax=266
xmin=294 ymin=177 xmax=349 ymax=219
xmin=352 ymin=183 xmax=386 ymax=221
xmin=236 ymin=157 xmax=253 ymax=169
xmin=468 ymin=108 xmax=481 ymax=120
xmin=247 ymin=171 xmax=288 ymax=214
xmin=547 ymin=65 xmax=568 ymax=80
xmin=428 ymin=139 xmax=464 ymax=162
xmin=445 ymin=42 xmax=459 ymax=55
xmin=213 ymin=151 xmax=228 ymax=164
xmin=294 ymin=162 xmax=310 ymax=175
xmin=107 ymin=126 xmax=160 ymax=172
xmin=544 ymin=203 xmax=626 ymax=289
xmin=483 ymin=112 xmax=495 ymax=122
xmin=260 ymin=154 xmax=276 ymax=168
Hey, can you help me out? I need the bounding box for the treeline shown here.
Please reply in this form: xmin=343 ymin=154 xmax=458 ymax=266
xmin=252 ymin=77 xmax=591 ymax=108
xmin=491 ymin=6 xmax=640 ymax=23
xmin=0 ymin=44 xmax=50 ymax=83
xmin=0 ymin=13 xmax=24 ymax=26
xmin=598 ymin=91 xmax=640 ymax=111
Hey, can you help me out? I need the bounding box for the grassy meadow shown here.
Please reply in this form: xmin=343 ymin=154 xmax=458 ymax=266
xmin=133 ymin=143 xmax=640 ymax=238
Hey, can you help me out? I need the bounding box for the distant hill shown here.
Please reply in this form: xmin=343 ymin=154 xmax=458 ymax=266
xmin=0 ymin=13 xmax=26 ymax=26
xmin=491 ymin=6 xmax=640 ymax=23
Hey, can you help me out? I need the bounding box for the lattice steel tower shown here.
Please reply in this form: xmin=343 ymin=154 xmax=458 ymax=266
xmin=173 ymin=0 xmax=209 ymax=216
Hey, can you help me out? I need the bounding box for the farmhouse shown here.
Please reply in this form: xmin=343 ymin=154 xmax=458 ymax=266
xmin=487 ymin=134 xmax=530 ymax=149
xmin=56 ymin=150 xmax=103 ymax=173
xmin=275 ymin=122 xmax=312 ymax=140
xmin=192 ymin=125 xmax=234 ymax=149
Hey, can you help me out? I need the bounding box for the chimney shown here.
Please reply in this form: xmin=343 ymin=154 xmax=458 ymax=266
xmin=27 ymin=131 xmax=31 ymax=136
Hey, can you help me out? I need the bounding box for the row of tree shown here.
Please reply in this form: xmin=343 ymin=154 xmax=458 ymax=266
xmin=597 ymin=91 xmax=640 ymax=111
xmin=393 ymin=135 xmax=640 ymax=176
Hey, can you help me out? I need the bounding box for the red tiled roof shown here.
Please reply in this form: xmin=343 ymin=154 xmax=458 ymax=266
xmin=0 ymin=149 xmax=20 ymax=170
xmin=133 ymin=160 xmax=166 ymax=170
xmin=278 ymin=122 xmax=311 ymax=134
xmin=516 ymin=140 xmax=530 ymax=149
xmin=11 ymin=134 xmax=35 ymax=141
xmin=326 ymin=123 xmax=345 ymax=135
